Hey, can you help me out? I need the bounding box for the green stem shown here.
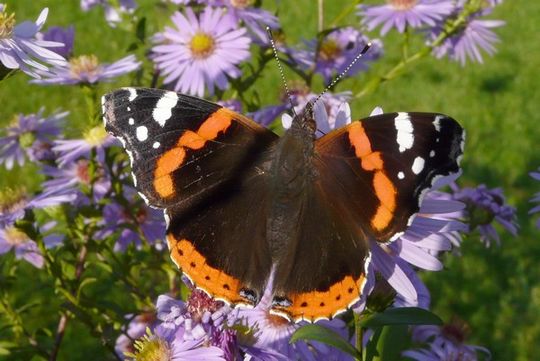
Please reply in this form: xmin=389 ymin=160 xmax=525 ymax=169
xmin=82 ymin=84 xmax=98 ymax=123
xmin=330 ymin=0 xmax=362 ymax=28
xmin=354 ymin=312 xmax=364 ymax=361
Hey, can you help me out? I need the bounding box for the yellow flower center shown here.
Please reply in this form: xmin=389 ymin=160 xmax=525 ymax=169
xmin=9 ymin=115 xmax=37 ymax=148
xmin=0 ymin=187 xmax=27 ymax=215
xmin=4 ymin=226 xmax=29 ymax=246
xmin=83 ymin=125 xmax=108 ymax=146
xmin=230 ymin=0 xmax=255 ymax=9
xmin=0 ymin=7 xmax=15 ymax=39
xmin=319 ymin=39 xmax=342 ymax=61
xmin=388 ymin=0 xmax=418 ymax=10
xmin=69 ymin=55 xmax=100 ymax=79
xmin=190 ymin=33 xmax=215 ymax=59
xmin=126 ymin=330 xmax=171 ymax=361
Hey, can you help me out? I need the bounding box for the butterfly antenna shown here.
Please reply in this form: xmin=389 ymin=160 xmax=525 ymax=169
xmin=311 ymin=42 xmax=372 ymax=109
xmin=266 ymin=27 xmax=298 ymax=117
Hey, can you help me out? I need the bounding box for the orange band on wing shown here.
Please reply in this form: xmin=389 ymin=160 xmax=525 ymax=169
xmin=153 ymin=108 xmax=234 ymax=198
xmin=348 ymin=122 xmax=397 ymax=231
xmin=272 ymin=274 xmax=366 ymax=322
xmin=167 ymin=234 xmax=249 ymax=305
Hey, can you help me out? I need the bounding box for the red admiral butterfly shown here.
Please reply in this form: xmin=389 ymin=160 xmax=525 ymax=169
xmin=102 ymin=88 xmax=464 ymax=322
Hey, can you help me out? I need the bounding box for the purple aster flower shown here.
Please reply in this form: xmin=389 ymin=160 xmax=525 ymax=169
xmin=430 ymin=18 xmax=504 ymax=65
xmin=529 ymin=167 xmax=540 ymax=229
xmin=151 ymin=7 xmax=251 ymax=96
xmin=359 ymin=0 xmax=455 ymax=35
xmin=155 ymin=286 xmax=231 ymax=344
xmin=115 ymin=312 xmax=157 ymax=359
xmin=52 ymin=125 xmax=117 ymax=167
xmin=403 ymin=321 xmax=490 ymax=361
xmin=0 ymin=225 xmax=44 ymax=268
xmin=0 ymin=6 xmax=66 ymax=78
xmin=37 ymin=25 xmax=74 ymax=58
xmin=0 ymin=109 xmax=66 ymax=169
xmin=81 ymin=0 xmax=137 ymax=27
xmin=452 ymin=184 xmax=518 ymax=247
xmin=0 ymin=186 xmax=76 ymax=228
xmin=41 ymin=159 xmax=111 ymax=205
xmin=32 ymin=54 xmax=141 ymax=85
xmin=217 ymin=99 xmax=243 ymax=113
xmin=212 ymin=0 xmax=280 ymax=44
xmin=249 ymin=104 xmax=288 ymax=127
xmin=0 ymin=221 xmax=63 ymax=268
xmin=429 ymin=1 xmax=504 ymax=65
xmin=126 ymin=328 xmax=225 ymax=361
xmin=291 ymin=27 xmax=382 ymax=84
xmin=98 ymin=198 xmax=166 ymax=252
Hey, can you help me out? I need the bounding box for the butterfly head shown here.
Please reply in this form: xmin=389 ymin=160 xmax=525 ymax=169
xmin=290 ymin=100 xmax=317 ymax=137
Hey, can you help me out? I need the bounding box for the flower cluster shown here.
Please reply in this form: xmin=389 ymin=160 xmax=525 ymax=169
xmin=452 ymin=183 xmax=518 ymax=247
xmin=360 ymin=0 xmax=505 ymax=65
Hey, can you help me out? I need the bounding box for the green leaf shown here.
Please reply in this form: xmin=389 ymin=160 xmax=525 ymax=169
xmin=360 ymin=307 xmax=443 ymax=329
xmin=291 ymin=324 xmax=362 ymax=359
xmin=376 ymin=325 xmax=409 ymax=361
xmin=135 ymin=17 xmax=146 ymax=43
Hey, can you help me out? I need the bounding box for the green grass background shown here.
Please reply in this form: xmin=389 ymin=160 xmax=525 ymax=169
xmin=1 ymin=0 xmax=539 ymax=360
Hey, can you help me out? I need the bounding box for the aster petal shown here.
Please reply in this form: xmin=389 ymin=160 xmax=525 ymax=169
xmin=371 ymin=243 xmax=417 ymax=301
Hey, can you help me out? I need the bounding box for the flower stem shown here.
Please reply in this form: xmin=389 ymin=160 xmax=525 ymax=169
xmin=318 ymin=0 xmax=324 ymax=32
xmin=48 ymin=245 xmax=88 ymax=361
xmin=354 ymin=312 xmax=363 ymax=361
xmin=82 ymin=84 xmax=98 ymax=123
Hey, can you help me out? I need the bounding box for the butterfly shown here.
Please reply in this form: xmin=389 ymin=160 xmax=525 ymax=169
xmin=102 ymin=87 xmax=464 ymax=322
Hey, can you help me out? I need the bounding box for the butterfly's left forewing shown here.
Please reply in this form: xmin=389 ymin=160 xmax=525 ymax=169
xmin=103 ymin=87 xmax=278 ymax=306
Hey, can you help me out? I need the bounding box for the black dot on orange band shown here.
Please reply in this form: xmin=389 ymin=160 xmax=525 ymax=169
xmin=336 ymin=295 xmax=341 ymax=300
xmin=320 ymin=302 xmax=325 ymax=307
xmin=223 ymin=284 xmax=230 ymax=290
xmin=190 ymin=262 xmax=196 ymax=268
xmin=178 ymin=249 xmax=184 ymax=256
xmin=301 ymin=302 xmax=308 ymax=307
xmin=348 ymin=288 xmax=354 ymax=293
xmin=205 ymin=275 xmax=210 ymax=280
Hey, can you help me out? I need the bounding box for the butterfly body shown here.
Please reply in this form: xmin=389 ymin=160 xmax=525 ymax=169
xmin=102 ymin=87 xmax=464 ymax=322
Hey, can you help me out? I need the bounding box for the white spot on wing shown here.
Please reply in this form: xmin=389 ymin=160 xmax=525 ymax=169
xmin=434 ymin=115 xmax=443 ymax=131
xmin=128 ymin=117 xmax=135 ymax=125
xmin=153 ymin=91 xmax=179 ymax=127
xmin=136 ymin=126 xmax=148 ymax=141
xmin=395 ymin=112 xmax=414 ymax=152
xmin=398 ymin=171 xmax=405 ymax=179
xmin=412 ymin=156 xmax=425 ymax=174
xmin=126 ymin=88 xmax=137 ymax=101
xmin=430 ymin=150 xmax=435 ymax=158
xmin=153 ymin=141 xmax=160 ymax=149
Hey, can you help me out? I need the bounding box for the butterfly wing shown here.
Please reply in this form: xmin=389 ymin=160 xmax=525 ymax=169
xmin=271 ymin=112 xmax=464 ymax=322
xmin=103 ymin=88 xmax=278 ymax=305
xmin=103 ymin=88 xmax=276 ymax=209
